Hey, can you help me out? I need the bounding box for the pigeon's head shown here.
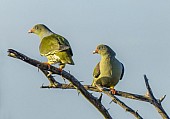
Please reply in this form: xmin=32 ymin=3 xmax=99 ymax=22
xmin=28 ymin=24 xmax=52 ymax=37
xmin=93 ymin=44 xmax=116 ymax=56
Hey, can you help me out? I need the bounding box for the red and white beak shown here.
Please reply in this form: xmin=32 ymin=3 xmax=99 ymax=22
xmin=28 ymin=29 xmax=34 ymax=33
xmin=93 ymin=49 xmax=98 ymax=54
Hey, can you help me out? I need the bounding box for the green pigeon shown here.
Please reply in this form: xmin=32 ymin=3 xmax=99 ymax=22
xmin=28 ymin=24 xmax=74 ymax=70
xmin=28 ymin=24 xmax=74 ymax=87
xmin=92 ymin=44 xmax=124 ymax=94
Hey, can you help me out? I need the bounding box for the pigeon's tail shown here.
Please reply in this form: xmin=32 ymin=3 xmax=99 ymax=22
xmin=67 ymin=57 xmax=75 ymax=65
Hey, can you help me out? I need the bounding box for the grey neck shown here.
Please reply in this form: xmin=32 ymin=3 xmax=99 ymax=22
xmin=40 ymin=31 xmax=53 ymax=39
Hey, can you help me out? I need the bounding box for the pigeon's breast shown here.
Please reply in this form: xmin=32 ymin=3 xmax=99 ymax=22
xmin=100 ymin=58 xmax=112 ymax=77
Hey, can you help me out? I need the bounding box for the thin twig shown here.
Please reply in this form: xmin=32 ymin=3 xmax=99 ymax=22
xmin=41 ymin=84 xmax=152 ymax=102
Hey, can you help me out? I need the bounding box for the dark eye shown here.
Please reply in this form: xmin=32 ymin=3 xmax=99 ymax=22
xmin=35 ymin=26 xmax=38 ymax=29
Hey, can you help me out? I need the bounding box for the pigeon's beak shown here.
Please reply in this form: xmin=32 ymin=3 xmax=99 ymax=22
xmin=93 ymin=49 xmax=98 ymax=54
xmin=28 ymin=29 xmax=34 ymax=33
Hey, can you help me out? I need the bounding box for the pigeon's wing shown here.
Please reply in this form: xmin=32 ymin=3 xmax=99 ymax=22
xmin=39 ymin=34 xmax=70 ymax=56
xmin=93 ymin=62 xmax=101 ymax=78
xmin=55 ymin=34 xmax=73 ymax=56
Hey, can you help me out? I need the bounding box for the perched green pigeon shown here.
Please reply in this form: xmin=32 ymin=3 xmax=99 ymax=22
xmin=92 ymin=44 xmax=124 ymax=94
xmin=28 ymin=24 xmax=74 ymax=70
xmin=28 ymin=24 xmax=74 ymax=87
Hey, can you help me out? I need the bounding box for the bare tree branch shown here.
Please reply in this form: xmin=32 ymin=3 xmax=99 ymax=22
xmin=41 ymin=68 xmax=143 ymax=119
xmin=96 ymin=85 xmax=143 ymax=119
xmin=41 ymin=84 xmax=151 ymax=103
xmin=144 ymin=75 xmax=169 ymax=119
xmin=8 ymin=49 xmax=112 ymax=119
xmin=41 ymin=76 xmax=169 ymax=119
xmin=41 ymin=70 xmax=62 ymax=87
xmin=40 ymin=62 xmax=143 ymax=119
xmin=8 ymin=49 xmax=169 ymax=119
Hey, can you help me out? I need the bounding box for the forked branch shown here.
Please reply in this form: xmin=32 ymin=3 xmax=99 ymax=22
xmin=8 ymin=49 xmax=169 ymax=119
xmin=8 ymin=49 xmax=112 ymax=119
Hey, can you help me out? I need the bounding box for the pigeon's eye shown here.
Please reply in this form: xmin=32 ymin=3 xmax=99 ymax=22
xmin=35 ymin=26 xmax=38 ymax=29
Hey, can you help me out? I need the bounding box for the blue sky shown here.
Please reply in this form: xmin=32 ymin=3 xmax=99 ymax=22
xmin=1 ymin=0 xmax=170 ymax=119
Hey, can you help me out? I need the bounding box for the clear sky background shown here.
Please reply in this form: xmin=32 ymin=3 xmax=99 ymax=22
xmin=1 ymin=0 xmax=170 ymax=119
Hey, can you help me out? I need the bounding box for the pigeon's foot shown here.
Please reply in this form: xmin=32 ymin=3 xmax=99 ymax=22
xmin=58 ymin=67 xmax=63 ymax=72
xmin=95 ymin=84 xmax=103 ymax=92
xmin=59 ymin=68 xmax=67 ymax=83
xmin=43 ymin=62 xmax=51 ymax=69
xmin=110 ymin=87 xmax=116 ymax=95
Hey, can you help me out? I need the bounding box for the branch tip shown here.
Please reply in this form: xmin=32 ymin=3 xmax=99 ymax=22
xmin=109 ymin=100 xmax=113 ymax=104
xmin=77 ymin=91 xmax=80 ymax=96
xmin=143 ymin=74 xmax=147 ymax=79
xmin=159 ymin=95 xmax=166 ymax=103
xmin=41 ymin=83 xmax=44 ymax=87
xmin=98 ymin=93 xmax=103 ymax=102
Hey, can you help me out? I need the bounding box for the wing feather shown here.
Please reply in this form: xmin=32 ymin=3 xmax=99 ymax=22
xmin=39 ymin=34 xmax=73 ymax=56
xmin=93 ymin=62 xmax=101 ymax=78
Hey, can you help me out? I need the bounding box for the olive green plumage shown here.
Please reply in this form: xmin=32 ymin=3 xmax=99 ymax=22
xmin=92 ymin=44 xmax=124 ymax=89
xmin=28 ymin=24 xmax=74 ymax=69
